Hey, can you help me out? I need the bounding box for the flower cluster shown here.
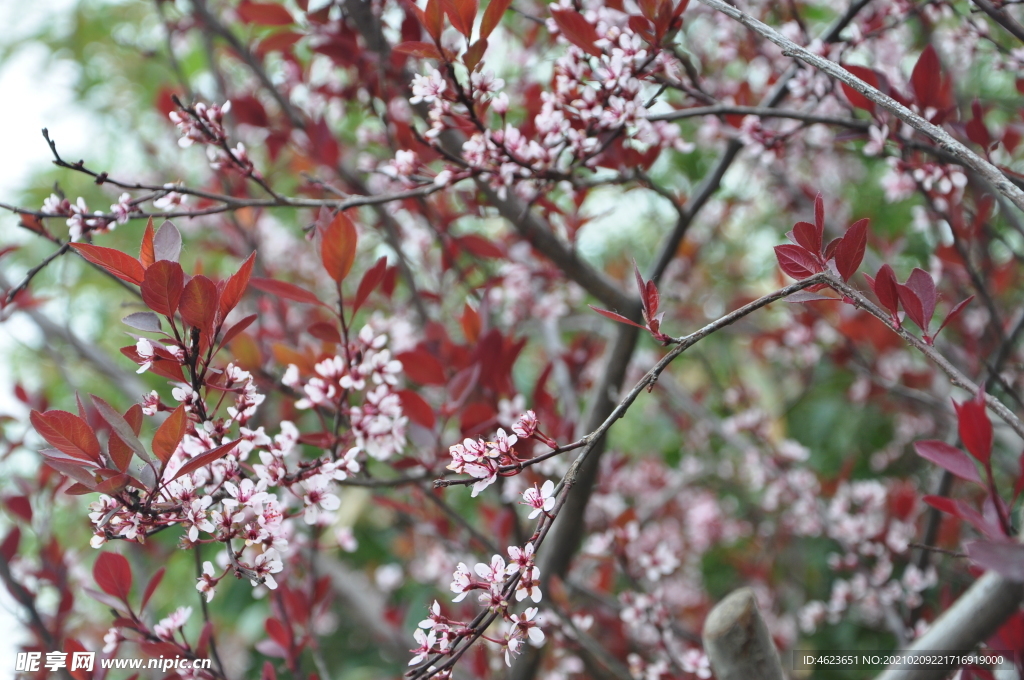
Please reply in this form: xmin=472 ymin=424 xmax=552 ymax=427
xmin=411 ymin=542 xmax=545 ymax=669
xmin=446 ymin=410 xmax=538 ymax=496
xmin=87 ymin=323 xmax=408 ymax=601
xmin=41 ymin=193 xmax=120 ymax=241
xmin=388 ymin=7 xmax=692 ymax=201
xmin=170 ymin=100 xmax=230 ymax=147
xmin=284 ymin=325 xmax=407 ymax=460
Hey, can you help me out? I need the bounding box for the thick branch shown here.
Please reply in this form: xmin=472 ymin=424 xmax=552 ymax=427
xmin=971 ymin=0 xmax=1024 ymax=44
xmin=873 ymin=572 xmax=1023 ymax=680
xmin=703 ymin=588 xmax=785 ymax=680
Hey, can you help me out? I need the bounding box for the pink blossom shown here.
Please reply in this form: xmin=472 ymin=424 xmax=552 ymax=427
xmin=410 ymin=68 xmax=446 ymax=105
xmin=512 ymin=410 xmax=538 ymax=439
xmin=154 ymin=606 xmax=192 ymax=640
xmin=521 ymin=480 xmax=555 ymax=519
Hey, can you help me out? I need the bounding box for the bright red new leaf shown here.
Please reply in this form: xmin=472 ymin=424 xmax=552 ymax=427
xmin=180 ymin=275 xmax=219 ymax=337
xmin=954 ymin=391 xmax=993 ymax=464
xmin=152 ymin=404 xmax=188 ymax=464
xmin=353 ymin=256 xmax=388 ymax=314
xmin=550 ymin=8 xmax=602 ymax=57
xmin=141 ymin=260 xmax=185 ymax=317
xmin=30 ymin=410 xmax=102 ymax=464
xmin=834 ymin=218 xmax=868 ymax=282
xmin=251 ymin=276 xmax=325 ymax=306
xmin=480 ymin=0 xmax=513 ymax=39
xmin=913 ymin=440 xmax=981 ymax=483
xmin=93 ymin=551 xmax=133 ymax=602
xmin=774 ymin=244 xmax=822 ymax=280
xmin=237 ymin=1 xmax=294 ymax=26
xmin=70 ymin=243 xmax=146 ymax=285
xmin=320 ymin=211 xmax=358 ymax=283
xmin=139 ymin=218 xmax=156 ymax=269
xmin=219 ymin=251 xmax=256 ymax=319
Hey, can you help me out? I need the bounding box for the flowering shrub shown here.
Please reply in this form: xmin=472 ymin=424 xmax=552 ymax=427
xmin=1 ymin=0 xmax=1024 ymax=679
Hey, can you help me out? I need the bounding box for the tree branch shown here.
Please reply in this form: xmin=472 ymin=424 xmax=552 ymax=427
xmin=649 ymin=105 xmax=871 ymax=129
xmin=697 ymin=0 xmax=1024 ymax=214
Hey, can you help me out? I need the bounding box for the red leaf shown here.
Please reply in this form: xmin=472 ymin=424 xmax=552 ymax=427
xmin=774 ymin=244 xmax=822 ymax=280
xmin=923 ymin=495 xmax=1003 ymax=539
xmin=95 ymin=473 xmax=130 ymax=495
xmin=480 ymin=0 xmax=513 ymax=39
xmin=266 ymin=618 xmax=291 ymax=648
xmin=0 ymin=529 xmax=19 ymax=561
xmin=456 ymin=234 xmax=504 ymax=258
xmin=840 ymin=65 xmax=879 ymax=113
xmin=396 ymin=348 xmax=447 ymax=385
xmin=141 ymin=260 xmax=185 ymax=317
xmin=308 ymin=117 xmax=340 ymax=167
xmin=320 ymin=211 xmax=358 ymax=283
xmin=966 ymin=100 xmax=992 ymax=150
xmin=237 ymin=0 xmax=294 ymax=25
xmin=792 ymin=221 xmax=821 ymax=256
xmin=251 ymin=276 xmax=325 ymax=305
xmin=834 ymin=218 xmax=868 ymax=282
xmin=4 ymin=496 xmax=32 ymax=524
xmin=221 ymin=314 xmax=258 ymax=347
xmin=139 ymin=217 xmax=156 ymax=268
xmin=397 ymin=389 xmax=436 ymax=429
xmin=108 ymin=432 xmax=134 ymax=472
xmin=121 ymin=345 xmax=186 ymax=382
xmin=628 ymin=15 xmax=654 ymax=39
xmin=30 ymin=410 xmax=102 ymax=464
xmin=588 ymin=305 xmax=648 ymax=330
xmin=905 ymin=268 xmax=937 ymax=330
xmin=94 ymin=552 xmax=132 ymax=602
xmin=910 ymin=44 xmax=941 ymax=111
xmin=171 ymin=440 xmax=240 ymax=482
xmin=954 ymin=392 xmax=993 ymax=465
xmin=914 ymin=440 xmax=981 ymax=483
xmin=70 ymin=243 xmax=145 ymax=285
xmin=645 ymin=280 xmax=660 ymax=318
xmin=219 ymin=251 xmax=256 ymax=319
xmin=550 ymin=8 xmax=602 ymax=57
xmin=869 ymin=264 xmax=900 ymax=318
xmin=443 ymin=0 xmax=477 ymax=37
xmin=141 ymin=567 xmax=166 ymax=610
xmin=153 ymin=404 xmax=188 ymax=464
xmin=813 ymin=193 xmax=824 ymax=233
xmin=307 ymin=321 xmax=342 ymax=344
xmin=632 ymin=259 xmax=647 ymax=313
xmin=461 ymin=302 xmax=481 ymax=343
xmin=180 ymin=275 xmax=219 ymax=337
xmin=465 ymin=38 xmax=488 ymax=70
xmin=353 ymin=256 xmax=388 ymax=313
xmin=935 ymin=296 xmax=974 ymax=340
xmin=256 ymin=30 xmax=304 ymax=57
xmin=64 ymin=640 xmax=91 ymax=680
xmin=393 ymin=41 xmax=444 ymax=59
xmin=896 ymin=284 xmax=926 ymax=332
xmin=822 ymin=236 xmax=842 ymax=261
xmin=424 ymin=0 xmax=444 ymax=41
xmin=965 ymin=540 xmax=1024 ymax=581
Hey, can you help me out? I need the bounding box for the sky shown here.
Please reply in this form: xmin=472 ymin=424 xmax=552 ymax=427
xmin=0 ymin=0 xmax=103 ymax=666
